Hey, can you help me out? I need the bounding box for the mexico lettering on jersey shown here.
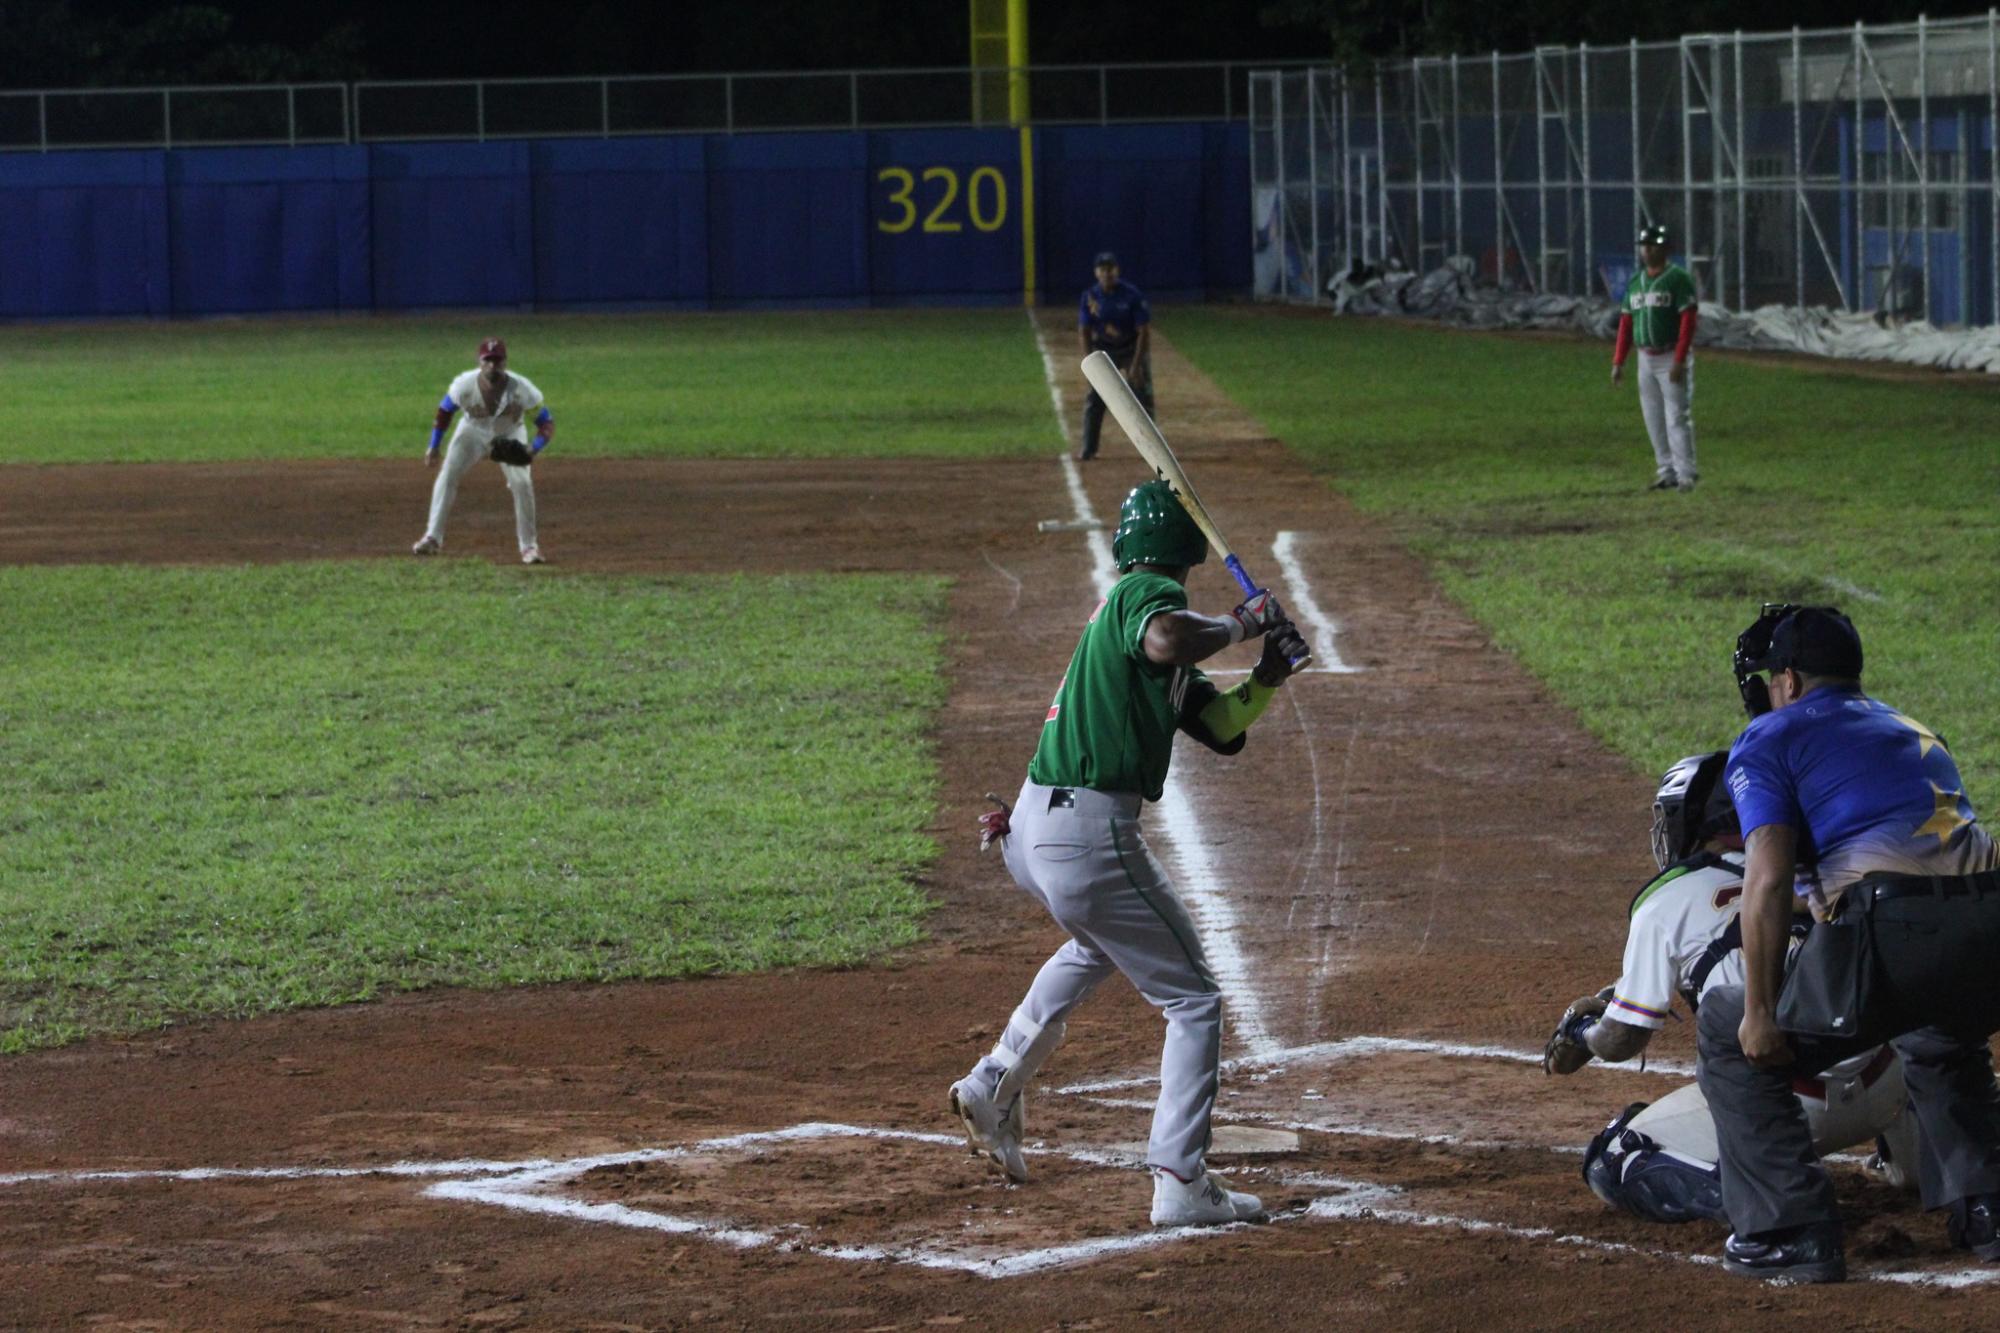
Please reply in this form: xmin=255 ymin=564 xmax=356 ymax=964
xmin=1608 ymin=851 xmax=1751 ymax=1028
xmin=1622 ymin=265 xmax=1697 ymax=349
xmin=1726 ymin=686 xmax=1997 ymax=912
xmin=1028 ymin=569 xmax=1206 ymax=802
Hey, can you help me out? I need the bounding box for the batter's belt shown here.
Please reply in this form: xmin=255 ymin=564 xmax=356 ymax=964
xmin=1032 ymin=783 xmax=1142 ymax=820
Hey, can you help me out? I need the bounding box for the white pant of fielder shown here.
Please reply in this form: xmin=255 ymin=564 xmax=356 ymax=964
xmin=425 ymin=428 xmax=539 ymax=555
xmin=1636 ymin=348 xmax=1696 ymax=485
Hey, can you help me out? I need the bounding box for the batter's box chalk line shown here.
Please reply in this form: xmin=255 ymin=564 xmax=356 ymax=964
xmin=3 ymin=1114 xmax=1992 ymax=1286
xmin=420 ymin=1122 xmax=1332 ymax=1279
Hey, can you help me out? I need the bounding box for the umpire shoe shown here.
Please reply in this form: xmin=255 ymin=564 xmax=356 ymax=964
xmin=949 ymin=1079 xmax=1028 ymax=1183
xmin=1722 ymin=1223 xmax=1846 ymax=1284
xmin=1149 ymin=1168 xmax=1267 ymax=1228
xmin=1948 ymin=1194 xmax=2000 ymax=1261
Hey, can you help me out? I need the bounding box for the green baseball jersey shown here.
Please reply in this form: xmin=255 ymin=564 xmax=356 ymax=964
xmin=1623 ymin=264 xmax=1698 ymax=348
xmin=1028 ymin=569 xmax=1212 ymax=802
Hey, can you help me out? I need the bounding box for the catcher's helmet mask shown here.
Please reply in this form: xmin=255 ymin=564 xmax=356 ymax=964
xmin=1732 ymin=603 xmax=1862 ymax=718
xmin=1651 ymin=750 xmax=1736 ymax=871
xmin=1112 ymin=478 xmax=1208 ymax=573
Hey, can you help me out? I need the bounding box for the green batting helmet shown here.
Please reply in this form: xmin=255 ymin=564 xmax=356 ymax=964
xmin=1112 ymin=479 xmax=1207 ymax=572
xmin=1637 ymin=223 xmax=1670 ymax=247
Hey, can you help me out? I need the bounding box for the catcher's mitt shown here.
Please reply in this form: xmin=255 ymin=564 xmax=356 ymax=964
xmin=1543 ymin=987 xmax=1612 ymax=1075
xmin=489 ymin=437 xmax=534 ymax=467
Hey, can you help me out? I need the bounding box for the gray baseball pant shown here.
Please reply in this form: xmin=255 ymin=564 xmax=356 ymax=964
xmin=965 ymin=779 xmax=1221 ymax=1179
xmin=1636 ymin=348 xmax=1696 ymax=483
xmin=1695 ymin=887 xmax=2000 ymax=1238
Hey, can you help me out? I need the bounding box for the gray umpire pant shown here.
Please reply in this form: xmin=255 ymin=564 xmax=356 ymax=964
xmin=1696 ymin=883 xmax=2000 ymax=1238
xmin=966 ymin=779 xmax=1221 ymax=1179
xmin=1079 ymin=349 xmax=1153 ymax=460
xmin=1635 ymin=348 xmax=1696 ymax=483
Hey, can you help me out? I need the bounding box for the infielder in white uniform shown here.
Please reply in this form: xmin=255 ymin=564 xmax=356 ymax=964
xmin=1610 ymin=223 xmax=1699 ymax=492
xmin=412 ymin=337 xmax=553 ymax=564
xmin=1544 ymin=751 xmax=1917 ymax=1224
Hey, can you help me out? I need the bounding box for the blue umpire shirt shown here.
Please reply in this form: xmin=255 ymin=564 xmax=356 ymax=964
xmin=1080 ymin=279 xmax=1150 ymax=355
xmin=1725 ymin=684 xmax=1995 ymax=914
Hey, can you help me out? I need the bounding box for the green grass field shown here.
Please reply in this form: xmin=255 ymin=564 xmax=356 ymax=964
xmin=1171 ymin=309 xmax=2000 ymax=786
xmin=0 ymin=563 xmax=945 ymax=1051
xmin=2 ymin=309 xmax=1056 ymax=463
xmin=3 ymin=306 xmax=1995 ymax=1050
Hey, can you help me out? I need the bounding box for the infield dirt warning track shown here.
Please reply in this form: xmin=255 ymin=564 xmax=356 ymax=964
xmin=0 ymin=319 xmax=1993 ymax=1329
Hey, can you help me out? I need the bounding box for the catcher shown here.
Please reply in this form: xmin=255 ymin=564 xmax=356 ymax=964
xmin=1544 ymin=751 xmax=1918 ymax=1224
xmin=411 ymin=337 xmax=554 ymax=565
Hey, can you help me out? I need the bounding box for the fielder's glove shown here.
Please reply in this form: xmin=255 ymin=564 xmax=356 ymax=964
xmin=1252 ymin=620 xmax=1309 ymax=687
xmin=1543 ymin=987 xmax=1613 ymax=1076
xmin=489 ymin=437 xmax=535 ymax=467
xmin=1225 ymin=589 xmax=1286 ymax=643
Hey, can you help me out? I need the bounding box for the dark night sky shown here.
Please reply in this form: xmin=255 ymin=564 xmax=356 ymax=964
xmin=17 ymin=0 xmax=2000 ymax=87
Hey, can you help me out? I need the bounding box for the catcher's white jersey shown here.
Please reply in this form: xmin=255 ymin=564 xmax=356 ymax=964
xmin=446 ymin=369 xmax=544 ymax=443
xmin=1608 ymin=851 xmax=1748 ymax=1030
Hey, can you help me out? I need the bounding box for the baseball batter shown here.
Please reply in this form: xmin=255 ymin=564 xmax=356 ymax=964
xmin=1610 ymin=224 xmax=1699 ymax=492
xmin=952 ymin=479 xmax=1308 ymax=1227
xmin=1545 ymin=751 xmax=1916 ymax=1225
xmin=411 ymin=337 xmax=554 ymax=564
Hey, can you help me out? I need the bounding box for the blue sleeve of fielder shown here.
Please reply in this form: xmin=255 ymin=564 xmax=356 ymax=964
xmin=429 ymin=395 xmax=456 ymax=451
xmin=532 ymin=406 xmax=553 ymax=453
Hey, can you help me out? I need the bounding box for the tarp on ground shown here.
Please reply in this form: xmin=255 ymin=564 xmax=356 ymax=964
xmin=1331 ymin=258 xmax=2000 ymax=374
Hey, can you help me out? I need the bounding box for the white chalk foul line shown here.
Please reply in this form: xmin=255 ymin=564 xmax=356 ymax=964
xmin=1030 ymin=312 xmax=1280 ymax=1062
xmin=1272 ymin=531 xmax=1359 ymax=673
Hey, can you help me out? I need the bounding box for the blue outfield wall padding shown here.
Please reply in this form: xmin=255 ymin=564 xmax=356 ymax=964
xmin=0 ymin=150 xmax=170 ymax=317
xmin=1035 ymin=123 xmax=1228 ymax=303
xmin=368 ymin=141 xmax=535 ymax=309
xmin=0 ymin=123 xmax=1251 ymax=318
xmin=704 ymin=133 xmax=870 ymax=304
xmin=530 ymin=137 xmax=710 ymax=306
xmin=164 ymin=146 xmax=371 ymax=313
xmin=865 ymin=128 xmax=1023 ymax=302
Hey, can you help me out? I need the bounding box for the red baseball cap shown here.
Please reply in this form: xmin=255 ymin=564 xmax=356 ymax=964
xmin=477 ymin=337 xmax=507 ymax=360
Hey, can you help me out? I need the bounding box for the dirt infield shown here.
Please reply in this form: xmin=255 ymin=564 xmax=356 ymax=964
xmin=2 ymin=320 xmax=1994 ymax=1330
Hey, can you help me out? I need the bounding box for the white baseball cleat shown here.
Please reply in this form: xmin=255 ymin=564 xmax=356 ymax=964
xmin=949 ymin=1079 xmax=1028 ymax=1182
xmin=411 ymin=534 xmax=441 ymax=556
xmin=1149 ymin=1168 xmax=1266 ymax=1227
xmin=521 ymin=545 xmax=546 ymax=565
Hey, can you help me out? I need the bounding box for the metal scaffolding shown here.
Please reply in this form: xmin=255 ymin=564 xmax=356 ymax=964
xmin=1250 ymin=12 xmax=2000 ymax=327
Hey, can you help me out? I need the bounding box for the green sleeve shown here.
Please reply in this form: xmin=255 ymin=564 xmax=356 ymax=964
xmin=1116 ymin=573 xmax=1187 ymax=660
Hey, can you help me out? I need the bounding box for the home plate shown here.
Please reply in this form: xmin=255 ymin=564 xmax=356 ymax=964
xmin=1111 ymin=1125 xmax=1299 ymax=1158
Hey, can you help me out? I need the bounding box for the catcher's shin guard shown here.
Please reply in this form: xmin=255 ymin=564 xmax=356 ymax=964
xmin=991 ymin=1006 xmax=1068 ymax=1133
xmin=1583 ymin=1102 xmax=1726 ymax=1225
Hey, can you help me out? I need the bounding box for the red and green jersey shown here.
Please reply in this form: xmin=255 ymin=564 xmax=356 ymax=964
xmin=1623 ymin=264 xmax=1698 ymax=348
xmin=1028 ymin=569 xmax=1208 ymax=802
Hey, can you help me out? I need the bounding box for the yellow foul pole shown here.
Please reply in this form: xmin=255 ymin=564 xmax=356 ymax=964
xmin=1009 ymin=0 xmax=1034 ymax=306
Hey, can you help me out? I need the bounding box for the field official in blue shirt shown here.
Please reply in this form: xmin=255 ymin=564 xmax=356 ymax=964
xmin=1695 ymin=605 xmax=2000 ymax=1284
xmin=1076 ymin=251 xmax=1152 ymax=461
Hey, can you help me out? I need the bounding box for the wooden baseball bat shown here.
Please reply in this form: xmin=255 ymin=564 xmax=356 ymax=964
xmin=1079 ymin=350 xmax=1309 ymax=668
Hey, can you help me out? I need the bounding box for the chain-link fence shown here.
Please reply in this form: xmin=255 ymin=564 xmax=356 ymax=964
xmin=1253 ymin=15 xmax=2000 ymax=326
xmin=0 ymin=62 xmax=1308 ymax=152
